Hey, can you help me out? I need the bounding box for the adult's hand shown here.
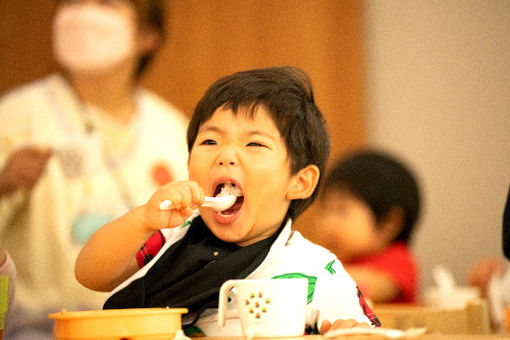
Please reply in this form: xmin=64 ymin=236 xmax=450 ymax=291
xmin=0 ymin=146 xmax=52 ymax=196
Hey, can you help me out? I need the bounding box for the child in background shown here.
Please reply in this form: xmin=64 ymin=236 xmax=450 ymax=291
xmin=317 ymin=150 xmax=421 ymax=304
xmin=75 ymin=66 xmax=380 ymax=336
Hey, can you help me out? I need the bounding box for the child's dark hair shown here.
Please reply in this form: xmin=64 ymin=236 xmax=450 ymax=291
xmin=323 ymin=149 xmax=421 ymax=243
xmin=131 ymin=0 xmax=166 ymax=78
xmin=187 ymin=66 xmax=330 ymax=220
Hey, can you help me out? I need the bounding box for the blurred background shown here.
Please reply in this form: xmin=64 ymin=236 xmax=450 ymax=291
xmin=1 ymin=0 xmax=509 ymax=297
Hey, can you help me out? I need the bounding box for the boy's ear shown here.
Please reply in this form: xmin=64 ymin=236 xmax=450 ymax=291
xmin=379 ymin=206 xmax=405 ymax=242
xmin=286 ymin=164 xmax=320 ymax=200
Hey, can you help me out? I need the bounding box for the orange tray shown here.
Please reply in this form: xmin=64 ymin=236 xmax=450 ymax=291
xmin=48 ymin=308 xmax=188 ymax=340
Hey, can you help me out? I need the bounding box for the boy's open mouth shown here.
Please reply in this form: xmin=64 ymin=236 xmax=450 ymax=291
xmin=214 ymin=181 xmax=244 ymax=216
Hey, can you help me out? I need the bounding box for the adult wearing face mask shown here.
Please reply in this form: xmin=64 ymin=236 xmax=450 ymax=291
xmin=0 ymin=1 xmax=189 ymax=339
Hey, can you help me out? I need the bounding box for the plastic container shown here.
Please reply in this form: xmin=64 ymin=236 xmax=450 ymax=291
xmin=423 ymin=286 xmax=480 ymax=309
xmin=48 ymin=308 xmax=188 ymax=340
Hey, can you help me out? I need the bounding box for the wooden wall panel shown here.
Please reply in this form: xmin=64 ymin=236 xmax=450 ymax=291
xmin=0 ymin=1 xmax=57 ymax=90
xmin=0 ymin=0 xmax=365 ymax=234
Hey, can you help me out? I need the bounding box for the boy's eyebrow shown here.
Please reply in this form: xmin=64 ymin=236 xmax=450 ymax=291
xmin=197 ymin=125 xmax=222 ymax=134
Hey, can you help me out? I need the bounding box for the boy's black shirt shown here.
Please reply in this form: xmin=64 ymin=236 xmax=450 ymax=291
xmin=103 ymin=216 xmax=280 ymax=325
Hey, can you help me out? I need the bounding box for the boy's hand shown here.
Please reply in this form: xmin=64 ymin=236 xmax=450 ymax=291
xmin=320 ymin=319 xmax=370 ymax=334
xmin=142 ymin=180 xmax=204 ymax=231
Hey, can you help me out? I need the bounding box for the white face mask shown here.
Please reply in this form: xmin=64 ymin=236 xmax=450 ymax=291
xmin=53 ymin=3 xmax=136 ymax=75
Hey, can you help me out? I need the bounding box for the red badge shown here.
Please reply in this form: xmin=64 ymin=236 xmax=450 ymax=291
xmin=152 ymin=163 xmax=173 ymax=186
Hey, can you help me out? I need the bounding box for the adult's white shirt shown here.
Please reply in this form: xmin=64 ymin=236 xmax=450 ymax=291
xmin=0 ymin=73 xmax=189 ymax=325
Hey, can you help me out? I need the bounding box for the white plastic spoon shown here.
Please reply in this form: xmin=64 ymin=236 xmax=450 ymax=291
xmin=159 ymin=195 xmax=237 ymax=212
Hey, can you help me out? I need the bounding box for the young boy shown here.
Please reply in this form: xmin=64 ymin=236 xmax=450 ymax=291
xmin=75 ymin=66 xmax=380 ymax=335
xmin=316 ymin=150 xmax=421 ymax=304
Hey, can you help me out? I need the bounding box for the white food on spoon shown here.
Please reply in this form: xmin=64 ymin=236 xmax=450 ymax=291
xmin=158 ymin=182 xmax=240 ymax=212
xmin=214 ymin=182 xmax=241 ymax=214
xmin=202 ymin=196 xmax=237 ymax=211
xmin=216 ymin=182 xmax=242 ymax=197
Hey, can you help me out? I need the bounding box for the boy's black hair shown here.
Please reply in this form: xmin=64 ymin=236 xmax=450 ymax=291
xmin=187 ymin=66 xmax=330 ymax=220
xmin=323 ymin=149 xmax=421 ymax=243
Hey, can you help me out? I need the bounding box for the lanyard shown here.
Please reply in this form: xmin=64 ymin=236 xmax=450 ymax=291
xmin=42 ymin=77 xmax=141 ymax=210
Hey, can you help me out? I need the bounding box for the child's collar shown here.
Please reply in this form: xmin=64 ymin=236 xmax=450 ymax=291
xmin=246 ymin=217 xmax=293 ymax=278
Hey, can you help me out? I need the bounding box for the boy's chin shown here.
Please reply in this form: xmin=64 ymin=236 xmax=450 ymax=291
xmin=205 ymin=222 xmax=244 ymax=244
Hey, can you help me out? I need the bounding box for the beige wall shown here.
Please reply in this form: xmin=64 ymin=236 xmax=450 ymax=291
xmin=363 ymin=0 xmax=510 ymax=296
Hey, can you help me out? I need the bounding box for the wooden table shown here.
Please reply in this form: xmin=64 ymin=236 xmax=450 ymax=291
xmin=194 ymin=334 xmax=510 ymax=340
